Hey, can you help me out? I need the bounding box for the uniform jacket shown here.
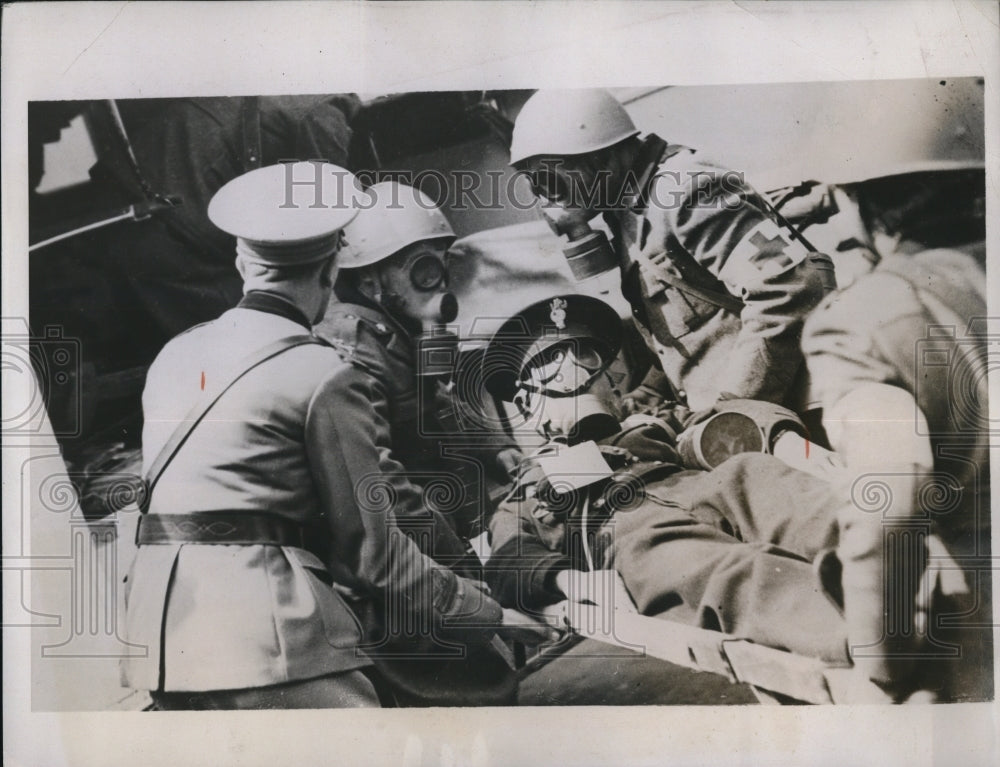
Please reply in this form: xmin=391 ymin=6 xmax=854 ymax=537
xmin=313 ymin=291 xmax=518 ymax=706
xmin=315 ymin=289 xmax=504 ymax=552
xmin=803 ymin=249 xmax=991 ymax=554
xmin=486 ymin=420 xmax=851 ymax=664
xmin=606 ymin=139 xmax=837 ymax=411
xmin=802 ymin=250 xmax=992 ymax=700
xmin=124 ymin=295 xmax=500 ymax=693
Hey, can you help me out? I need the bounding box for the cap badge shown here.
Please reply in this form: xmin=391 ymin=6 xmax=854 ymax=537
xmin=549 ymin=297 xmax=568 ymax=330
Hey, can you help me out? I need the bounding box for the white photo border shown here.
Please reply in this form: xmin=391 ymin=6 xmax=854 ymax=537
xmin=3 ymin=2 xmax=998 ymax=766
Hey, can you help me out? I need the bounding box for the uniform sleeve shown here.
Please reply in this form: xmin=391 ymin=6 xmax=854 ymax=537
xmin=305 ymin=363 xmax=503 ymax=631
xmin=260 ymin=94 xmax=361 ymax=167
xmin=485 ymin=499 xmax=571 ymax=610
xmin=294 ymin=96 xmax=359 ymax=166
xmin=612 ymin=464 xmax=848 ymax=664
xmin=801 ymin=275 xmax=907 ymax=414
xmin=317 ymin=319 xmax=478 ymax=560
xmin=649 ymin=155 xmax=836 ymax=403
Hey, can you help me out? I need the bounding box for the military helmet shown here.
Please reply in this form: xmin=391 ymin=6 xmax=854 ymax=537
xmin=509 ymin=89 xmax=640 ymax=166
xmin=482 ymin=293 xmax=624 ymax=401
xmin=338 ymin=181 xmax=456 ymax=269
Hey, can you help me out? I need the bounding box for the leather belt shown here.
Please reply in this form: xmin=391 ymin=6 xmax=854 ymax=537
xmin=136 ymin=512 xmax=307 ymax=548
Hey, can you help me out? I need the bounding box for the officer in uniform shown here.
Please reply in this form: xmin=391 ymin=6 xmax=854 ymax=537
xmin=508 ymin=89 xmax=838 ymax=419
xmin=803 ymin=247 xmax=992 ymax=701
xmin=123 ymin=163 xmax=509 ymax=709
xmin=481 ymin=294 xmax=860 ymax=672
xmin=313 ymin=181 xmax=543 ymax=706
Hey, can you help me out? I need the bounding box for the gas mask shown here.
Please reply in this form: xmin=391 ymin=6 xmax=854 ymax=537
xmin=514 ymin=342 xmax=623 ymax=442
xmin=526 ymin=161 xmax=620 ymax=281
xmin=526 ymin=136 xmax=675 ymax=283
xmin=372 ymin=250 xmax=455 ymax=321
xmin=676 ymin=399 xmax=808 ymax=470
xmin=370 ymin=248 xmax=460 ymax=379
xmin=533 ymin=391 xmax=621 ymax=444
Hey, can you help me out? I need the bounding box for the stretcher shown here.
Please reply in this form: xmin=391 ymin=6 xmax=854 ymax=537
xmin=522 ymin=573 xmax=883 ymax=705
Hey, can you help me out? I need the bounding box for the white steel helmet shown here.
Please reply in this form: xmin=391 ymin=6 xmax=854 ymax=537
xmin=509 ymin=88 xmax=640 ymax=165
xmin=338 ymin=181 xmax=456 ymax=268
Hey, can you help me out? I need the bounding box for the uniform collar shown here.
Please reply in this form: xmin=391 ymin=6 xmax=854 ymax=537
xmin=601 ymin=134 xmax=670 ymax=237
xmin=332 ymin=275 xmax=420 ymax=340
xmin=623 ymin=133 xmax=670 ymax=213
xmin=238 ymin=290 xmax=312 ymax=329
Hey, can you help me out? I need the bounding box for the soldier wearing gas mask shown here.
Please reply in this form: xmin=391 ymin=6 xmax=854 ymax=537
xmin=481 ymin=294 xmax=933 ymax=698
xmin=314 ymin=182 xmax=541 ymax=706
xmin=508 ymin=89 xmax=838 ymax=430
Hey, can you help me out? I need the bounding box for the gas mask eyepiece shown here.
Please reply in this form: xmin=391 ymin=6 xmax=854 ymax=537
xmin=409 ymin=253 xmax=448 ymax=291
xmin=514 ymin=340 xmax=621 ymax=441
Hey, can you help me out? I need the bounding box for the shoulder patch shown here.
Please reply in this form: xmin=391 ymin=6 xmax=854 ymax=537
xmin=719 ymin=218 xmax=808 ymax=290
xmin=316 ymin=304 xmax=395 ymax=345
xmin=354 ymin=313 xmax=394 ymax=340
xmin=314 ymin=309 xmax=362 ymax=357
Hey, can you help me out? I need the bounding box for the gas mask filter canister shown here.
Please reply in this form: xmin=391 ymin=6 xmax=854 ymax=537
xmin=537 ymin=198 xmax=618 ymax=281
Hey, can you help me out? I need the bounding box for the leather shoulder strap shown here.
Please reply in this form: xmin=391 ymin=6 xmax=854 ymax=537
xmin=632 ymin=247 xmax=745 ymax=315
xmin=140 ymin=334 xmax=324 ymax=512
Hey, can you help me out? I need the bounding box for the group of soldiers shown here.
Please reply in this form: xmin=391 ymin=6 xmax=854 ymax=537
xmin=122 ymin=89 xmax=991 ymax=708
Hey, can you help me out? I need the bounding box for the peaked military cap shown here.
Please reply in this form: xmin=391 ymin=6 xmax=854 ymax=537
xmin=208 ymin=161 xmax=364 ymax=265
xmin=482 ymin=294 xmax=623 ymax=401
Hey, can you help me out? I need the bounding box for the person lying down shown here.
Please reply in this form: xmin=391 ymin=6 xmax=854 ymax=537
xmin=478 ymin=294 xmax=961 ymax=702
